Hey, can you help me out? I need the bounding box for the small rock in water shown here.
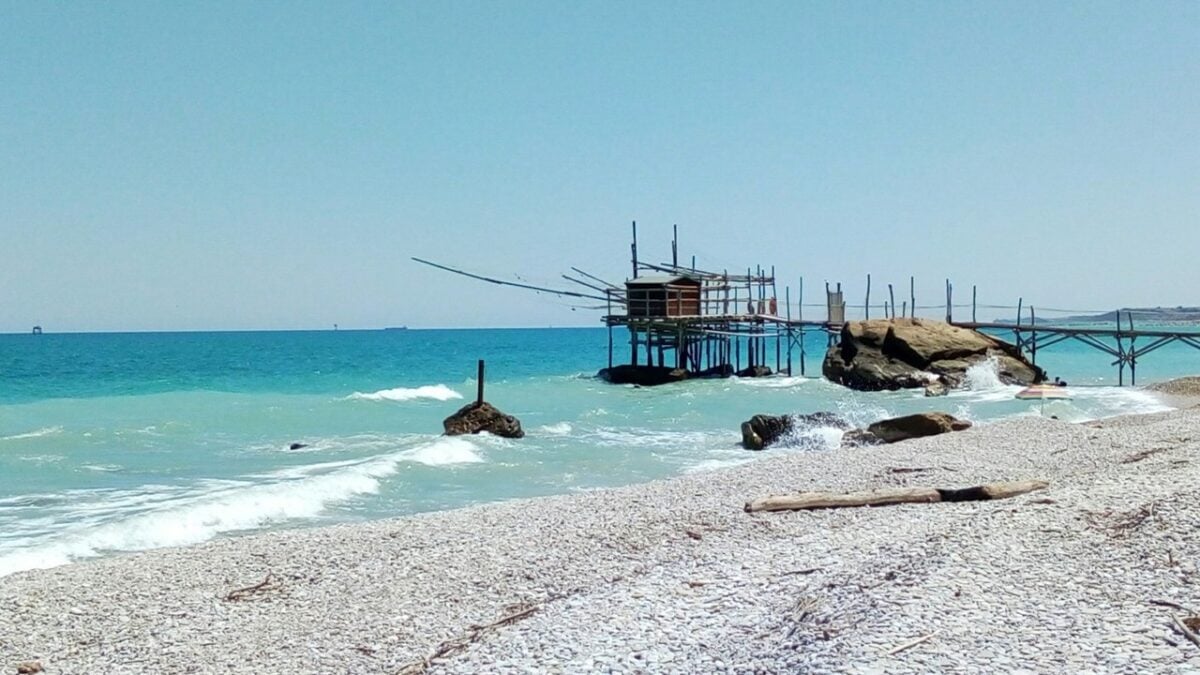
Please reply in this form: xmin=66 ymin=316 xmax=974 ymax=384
xmin=443 ymin=401 xmax=524 ymax=439
xmin=16 ymin=662 xmax=44 ymax=675
xmin=923 ymin=381 xmax=949 ymax=397
xmin=740 ymin=412 xmax=850 ymax=450
xmin=288 ymin=442 xmax=309 ymax=450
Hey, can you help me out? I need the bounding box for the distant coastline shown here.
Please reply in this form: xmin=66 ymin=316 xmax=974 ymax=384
xmin=994 ymin=306 xmax=1200 ymax=326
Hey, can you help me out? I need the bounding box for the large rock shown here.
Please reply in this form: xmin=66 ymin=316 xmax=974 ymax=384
xmin=866 ymin=412 xmax=972 ymax=443
xmin=443 ymin=401 xmax=524 ymax=439
xmin=740 ymin=412 xmax=851 ymax=450
xmin=823 ymin=318 xmax=1044 ymax=391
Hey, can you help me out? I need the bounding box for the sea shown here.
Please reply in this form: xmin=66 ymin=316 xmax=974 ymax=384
xmin=2 ymin=326 xmax=1198 ymax=578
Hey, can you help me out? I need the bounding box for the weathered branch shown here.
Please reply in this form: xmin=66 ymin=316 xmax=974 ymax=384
xmin=223 ymin=572 xmax=276 ymax=601
xmin=1172 ymin=615 xmax=1200 ymax=650
xmin=745 ymin=481 xmax=1048 ymax=513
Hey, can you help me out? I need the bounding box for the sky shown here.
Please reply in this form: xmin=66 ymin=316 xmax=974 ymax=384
xmin=1 ymin=2 xmax=1197 ymax=331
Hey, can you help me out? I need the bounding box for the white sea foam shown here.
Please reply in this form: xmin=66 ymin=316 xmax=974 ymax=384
xmin=0 ymin=426 xmax=64 ymax=441
xmin=0 ymin=437 xmax=485 ymax=577
xmin=399 ymin=437 xmax=484 ymax=465
xmin=735 ymin=376 xmax=809 ymax=389
xmin=537 ymin=422 xmax=573 ymax=435
xmin=346 ymin=384 xmax=463 ymax=402
xmin=683 ymin=458 xmax=756 ymax=473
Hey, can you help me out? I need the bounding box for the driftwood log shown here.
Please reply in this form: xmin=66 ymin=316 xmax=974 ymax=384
xmin=745 ymin=480 xmax=1048 ymax=513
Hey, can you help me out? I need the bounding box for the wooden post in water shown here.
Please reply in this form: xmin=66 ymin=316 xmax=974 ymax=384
xmin=606 ymin=290 xmax=613 ymax=369
xmin=785 ymin=286 xmax=793 ymax=375
xmin=477 ymin=360 xmax=485 ymax=405
xmin=1128 ymin=311 xmax=1137 ymax=386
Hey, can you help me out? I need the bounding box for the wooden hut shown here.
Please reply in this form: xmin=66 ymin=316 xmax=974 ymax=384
xmin=625 ymin=275 xmax=702 ymax=318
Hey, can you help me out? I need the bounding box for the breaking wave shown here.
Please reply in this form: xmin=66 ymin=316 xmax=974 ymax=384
xmin=0 ymin=436 xmax=485 ymax=577
xmin=346 ymin=384 xmax=463 ymax=402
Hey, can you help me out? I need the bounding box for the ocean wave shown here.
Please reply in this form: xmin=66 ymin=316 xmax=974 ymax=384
xmin=399 ymin=437 xmax=484 ymax=465
xmin=536 ymin=422 xmax=573 ymax=435
xmin=0 ymin=437 xmax=486 ymax=577
xmin=346 ymin=384 xmax=463 ymax=402
xmin=0 ymin=426 xmax=64 ymax=442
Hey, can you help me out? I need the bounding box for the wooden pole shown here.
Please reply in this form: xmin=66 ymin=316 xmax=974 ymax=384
xmin=972 ymin=285 xmax=977 ymax=323
xmin=865 ymin=274 xmax=871 ymax=320
xmin=606 ymin=291 xmax=613 ymax=369
xmin=1030 ymin=306 xmax=1037 ymax=365
xmin=798 ymin=276 xmax=804 ymax=322
xmin=888 ymin=283 xmax=895 ymax=320
xmin=944 ymin=279 xmax=952 ymax=323
xmin=910 ymin=276 xmax=915 ymax=318
xmin=672 ymin=224 xmax=678 ymax=268
xmin=785 ymin=286 xmax=793 ymax=376
xmin=476 ymin=360 xmax=485 ymax=404
xmin=631 ymin=220 xmax=638 ymax=279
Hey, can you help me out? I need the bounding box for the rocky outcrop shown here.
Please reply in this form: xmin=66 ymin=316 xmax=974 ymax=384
xmin=443 ymin=401 xmax=524 ymax=439
xmin=740 ymin=412 xmax=851 ymax=450
xmin=823 ymin=318 xmax=1044 ymax=391
xmin=865 ymin=412 xmax=972 ymax=444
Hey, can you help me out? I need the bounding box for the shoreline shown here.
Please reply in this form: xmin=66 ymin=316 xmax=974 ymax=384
xmin=4 ymin=402 xmax=1200 ymax=673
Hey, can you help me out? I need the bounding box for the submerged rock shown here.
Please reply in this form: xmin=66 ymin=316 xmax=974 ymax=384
xmin=597 ymin=365 xmax=688 ymax=386
xmin=823 ymin=318 xmax=1044 ymax=391
xmin=740 ymin=411 xmax=851 ymax=450
xmin=443 ymin=401 xmax=524 ymax=439
xmin=735 ymin=365 xmax=773 ymax=378
xmin=288 ymin=442 xmax=309 ymax=451
xmin=923 ymin=382 xmax=949 ymax=397
xmin=866 ymin=412 xmax=972 ymax=444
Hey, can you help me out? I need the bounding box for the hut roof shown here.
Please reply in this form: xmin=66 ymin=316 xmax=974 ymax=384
xmin=625 ymin=275 xmax=700 ymax=286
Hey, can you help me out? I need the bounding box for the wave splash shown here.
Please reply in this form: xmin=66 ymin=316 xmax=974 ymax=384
xmin=965 ymin=356 xmax=1006 ymax=391
xmin=346 ymin=384 xmax=463 ymax=402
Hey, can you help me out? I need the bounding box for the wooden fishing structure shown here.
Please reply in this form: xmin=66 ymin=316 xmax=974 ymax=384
xmin=412 ymin=223 xmax=1200 ymax=386
xmin=597 ymin=223 xmax=847 ymax=383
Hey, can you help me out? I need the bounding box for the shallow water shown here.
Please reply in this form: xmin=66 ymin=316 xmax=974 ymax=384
xmin=1 ymin=326 xmax=1194 ymax=576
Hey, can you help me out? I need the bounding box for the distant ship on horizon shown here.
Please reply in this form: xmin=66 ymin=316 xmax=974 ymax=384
xmin=384 ymin=326 xmax=408 ymax=331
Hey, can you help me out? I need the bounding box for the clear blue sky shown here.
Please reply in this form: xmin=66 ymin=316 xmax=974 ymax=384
xmin=2 ymin=2 xmax=1197 ymax=331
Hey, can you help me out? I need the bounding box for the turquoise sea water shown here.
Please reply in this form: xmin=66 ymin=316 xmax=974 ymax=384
xmin=2 ymin=326 xmax=1197 ymax=577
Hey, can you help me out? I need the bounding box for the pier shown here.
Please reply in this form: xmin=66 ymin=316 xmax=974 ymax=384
xmin=414 ymin=223 xmax=1200 ymax=386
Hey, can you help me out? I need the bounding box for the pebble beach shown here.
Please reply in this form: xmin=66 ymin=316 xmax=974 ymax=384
xmin=4 ymin=399 xmax=1200 ymax=674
